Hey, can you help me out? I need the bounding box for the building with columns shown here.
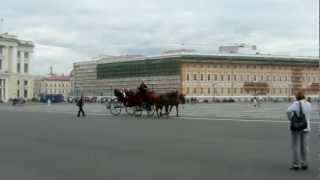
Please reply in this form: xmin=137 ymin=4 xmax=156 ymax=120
xmin=73 ymin=53 xmax=319 ymax=101
xmin=0 ymin=33 xmax=34 ymax=102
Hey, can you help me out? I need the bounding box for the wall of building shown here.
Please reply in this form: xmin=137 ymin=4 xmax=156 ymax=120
xmin=0 ymin=34 xmax=34 ymax=102
xmin=40 ymin=80 xmax=71 ymax=98
xmin=73 ymin=60 xmax=181 ymax=96
xmin=72 ymin=54 xmax=319 ymax=99
xmin=181 ymin=62 xmax=319 ymax=98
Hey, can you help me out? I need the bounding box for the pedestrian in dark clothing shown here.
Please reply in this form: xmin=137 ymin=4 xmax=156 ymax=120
xmin=77 ymin=96 xmax=85 ymax=117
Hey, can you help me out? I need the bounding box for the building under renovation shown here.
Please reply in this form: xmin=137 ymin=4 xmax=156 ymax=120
xmin=72 ymin=54 xmax=319 ymax=100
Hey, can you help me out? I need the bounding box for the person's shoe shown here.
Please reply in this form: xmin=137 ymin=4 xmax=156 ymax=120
xmin=301 ymin=165 xmax=308 ymax=170
xmin=289 ymin=165 xmax=299 ymax=171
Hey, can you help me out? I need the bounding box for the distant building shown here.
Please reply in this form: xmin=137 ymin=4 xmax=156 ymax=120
xmin=219 ymin=44 xmax=258 ymax=54
xmin=39 ymin=74 xmax=71 ymax=98
xmin=0 ymin=33 xmax=34 ymax=102
xmin=72 ymin=53 xmax=319 ymax=100
xmin=32 ymin=75 xmax=45 ymax=98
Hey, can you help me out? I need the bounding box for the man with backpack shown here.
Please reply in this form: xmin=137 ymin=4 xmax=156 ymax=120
xmin=287 ymin=91 xmax=311 ymax=170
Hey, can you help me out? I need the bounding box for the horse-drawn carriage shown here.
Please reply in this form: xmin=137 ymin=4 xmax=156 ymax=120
xmin=107 ymin=85 xmax=185 ymax=118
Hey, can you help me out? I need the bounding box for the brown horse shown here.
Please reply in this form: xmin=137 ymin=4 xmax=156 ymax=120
xmin=156 ymin=91 xmax=186 ymax=117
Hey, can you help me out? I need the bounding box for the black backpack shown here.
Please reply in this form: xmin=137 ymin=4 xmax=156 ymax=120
xmin=290 ymin=101 xmax=307 ymax=131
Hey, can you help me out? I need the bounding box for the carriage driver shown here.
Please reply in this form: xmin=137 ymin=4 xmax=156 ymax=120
xmin=138 ymin=81 xmax=148 ymax=92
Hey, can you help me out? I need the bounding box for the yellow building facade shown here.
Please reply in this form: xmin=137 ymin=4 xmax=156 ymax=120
xmin=180 ymin=55 xmax=319 ymax=98
xmin=39 ymin=75 xmax=71 ymax=98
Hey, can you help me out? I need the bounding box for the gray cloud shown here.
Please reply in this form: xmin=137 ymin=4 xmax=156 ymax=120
xmin=0 ymin=0 xmax=318 ymax=75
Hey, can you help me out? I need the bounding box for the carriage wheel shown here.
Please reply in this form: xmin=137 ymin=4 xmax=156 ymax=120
xmin=109 ymin=100 xmax=122 ymax=116
xmin=146 ymin=105 xmax=155 ymax=117
xmin=134 ymin=106 xmax=143 ymax=117
xmin=125 ymin=106 xmax=135 ymax=116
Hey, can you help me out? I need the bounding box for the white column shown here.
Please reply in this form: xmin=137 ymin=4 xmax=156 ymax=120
xmin=11 ymin=47 xmax=17 ymax=73
xmin=2 ymin=78 xmax=6 ymax=101
xmin=21 ymin=51 xmax=25 ymax=74
xmin=2 ymin=46 xmax=9 ymax=72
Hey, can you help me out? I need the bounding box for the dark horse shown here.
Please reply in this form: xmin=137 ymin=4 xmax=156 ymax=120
xmin=157 ymin=91 xmax=186 ymax=117
xmin=114 ymin=88 xmax=164 ymax=118
xmin=114 ymin=89 xmax=143 ymax=107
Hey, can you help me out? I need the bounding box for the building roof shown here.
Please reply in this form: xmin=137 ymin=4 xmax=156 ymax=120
xmin=42 ymin=75 xmax=71 ymax=81
xmin=0 ymin=33 xmax=34 ymax=47
xmin=74 ymin=53 xmax=318 ymax=66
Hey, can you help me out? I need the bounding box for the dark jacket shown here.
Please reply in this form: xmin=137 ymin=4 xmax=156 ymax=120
xmin=77 ymin=98 xmax=84 ymax=107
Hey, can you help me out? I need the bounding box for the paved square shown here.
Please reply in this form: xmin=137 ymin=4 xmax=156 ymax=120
xmin=0 ymin=103 xmax=319 ymax=180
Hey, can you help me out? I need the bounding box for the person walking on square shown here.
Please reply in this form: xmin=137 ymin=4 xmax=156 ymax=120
xmin=77 ymin=96 xmax=86 ymax=117
xmin=252 ymin=97 xmax=258 ymax=108
xmin=287 ymin=91 xmax=311 ymax=170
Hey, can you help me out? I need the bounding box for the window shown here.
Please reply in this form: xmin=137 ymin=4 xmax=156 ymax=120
xmin=193 ymin=88 xmax=197 ymax=94
xmin=17 ymin=80 xmax=20 ymax=85
xmin=208 ymin=88 xmax=210 ymax=94
xmin=17 ymin=51 xmax=21 ymax=58
xmin=200 ymin=88 xmax=203 ymax=94
xmin=234 ymin=75 xmax=237 ymax=81
xmin=0 ymin=47 xmax=3 ymax=55
xmin=193 ymin=74 xmax=197 ymax=81
xmin=221 ymin=75 xmax=224 ymax=81
xmin=17 ymin=63 xmax=20 ymax=73
xmin=24 ymin=80 xmax=28 ymax=86
xmin=24 ymin=52 xmax=29 ymax=59
xmin=228 ymin=75 xmax=230 ymax=81
xmin=186 ymin=88 xmax=189 ymax=94
xmin=0 ymin=59 xmax=2 ymax=70
xmin=24 ymin=90 xmax=28 ymax=98
xmin=17 ymin=90 xmax=20 ymax=98
xmin=214 ymin=74 xmax=217 ymax=81
xmin=187 ymin=74 xmax=190 ymax=81
xmin=24 ymin=63 xmax=28 ymax=73
xmin=207 ymin=74 xmax=211 ymax=81
xmin=201 ymin=74 xmax=203 ymax=81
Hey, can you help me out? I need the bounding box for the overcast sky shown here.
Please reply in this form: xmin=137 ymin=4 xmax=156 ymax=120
xmin=0 ymin=0 xmax=318 ymax=75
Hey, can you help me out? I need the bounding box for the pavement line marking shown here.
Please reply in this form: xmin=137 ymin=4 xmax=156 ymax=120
xmin=177 ymin=116 xmax=320 ymax=124
xmin=1 ymin=109 xmax=320 ymax=124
